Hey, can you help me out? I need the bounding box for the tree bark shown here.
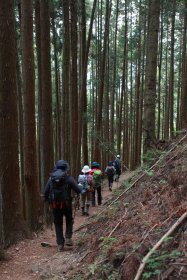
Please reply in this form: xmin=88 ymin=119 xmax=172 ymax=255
xmin=181 ymin=0 xmax=187 ymax=129
xmin=40 ymin=0 xmax=53 ymax=189
xmin=94 ymin=0 xmax=111 ymax=162
xmin=70 ymin=0 xmax=78 ymax=176
xmin=143 ymin=0 xmax=160 ymax=153
xmin=62 ymin=0 xmax=70 ymax=161
xmin=0 ymin=0 xmax=26 ymax=245
xmin=76 ymin=0 xmax=97 ymax=172
xmin=21 ymin=0 xmax=41 ymax=230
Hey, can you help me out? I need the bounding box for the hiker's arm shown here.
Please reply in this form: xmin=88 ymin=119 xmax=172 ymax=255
xmin=68 ymin=177 xmax=81 ymax=195
xmin=44 ymin=178 xmax=51 ymax=201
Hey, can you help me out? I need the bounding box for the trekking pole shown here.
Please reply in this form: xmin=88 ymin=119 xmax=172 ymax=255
xmin=73 ymin=195 xmax=80 ymax=221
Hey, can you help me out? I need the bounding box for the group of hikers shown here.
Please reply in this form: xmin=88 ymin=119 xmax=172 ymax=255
xmin=44 ymin=155 xmax=122 ymax=252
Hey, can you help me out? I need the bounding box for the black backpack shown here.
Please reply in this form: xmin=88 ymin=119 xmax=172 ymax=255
xmin=49 ymin=169 xmax=69 ymax=209
xmin=106 ymin=166 xmax=115 ymax=177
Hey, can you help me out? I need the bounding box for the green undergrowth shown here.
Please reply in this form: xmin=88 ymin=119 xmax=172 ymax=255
xmin=142 ymin=249 xmax=181 ymax=279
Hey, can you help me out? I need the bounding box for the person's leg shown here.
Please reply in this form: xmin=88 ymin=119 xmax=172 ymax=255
xmin=111 ymin=176 xmax=114 ymax=190
xmin=119 ymin=169 xmax=121 ymax=179
xmin=116 ymin=169 xmax=120 ymax=181
xmin=109 ymin=177 xmax=112 ymax=191
xmin=92 ymin=187 xmax=96 ymax=206
xmin=53 ymin=208 xmax=64 ymax=250
xmin=97 ymin=186 xmax=102 ymax=205
xmin=108 ymin=176 xmax=110 ymax=188
xmin=85 ymin=192 xmax=91 ymax=215
xmin=64 ymin=205 xmax=74 ymax=246
xmin=80 ymin=193 xmax=86 ymax=215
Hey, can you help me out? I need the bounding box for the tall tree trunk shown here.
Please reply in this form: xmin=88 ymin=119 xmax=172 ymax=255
xmin=40 ymin=0 xmax=53 ymax=189
xmin=70 ymin=0 xmax=78 ymax=176
xmin=110 ymin=0 xmax=119 ymax=146
xmin=16 ymin=2 xmax=25 ymax=219
xmin=81 ymin=0 xmax=88 ymax=165
xmin=35 ymin=0 xmax=42 ymax=189
xmin=163 ymin=25 xmax=169 ymax=139
xmin=143 ymin=0 xmax=160 ymax=153
xmin=0 ymin=0 xmax=26 ymax=245
xmin=117 ymin=1 xmax=127 ymax=155
xmin=51 ymin=4 xmax=61 ymax=160
xmin=181 ymin=0 xmax=187 ymax=128
xmin=94 ymin=0 xmax=111 ymax=162
xmin=62 ymin=0 xmax=70 ymax=161
xmin=176 ymin=35 xmax=182 ymax=131
xmin=21 ymin=0 xmax=41 ymax=231
xmin=76 ymin=0 xmax=97 ymax=172
xmin=169 ymin=0 xmax=176 ymax=137
xmin=157 ymin=4 xmax=163 ymax=140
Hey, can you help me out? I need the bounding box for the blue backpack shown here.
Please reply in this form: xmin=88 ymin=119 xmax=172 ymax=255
xmin=78 ymin=174 xmax=88 ymax=193
xmin=114 ymin=159 xmax=121 ymax=170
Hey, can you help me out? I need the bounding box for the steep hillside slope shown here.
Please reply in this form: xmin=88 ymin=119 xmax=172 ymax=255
xmin=67 ymin=132 xmax=187 ymax=280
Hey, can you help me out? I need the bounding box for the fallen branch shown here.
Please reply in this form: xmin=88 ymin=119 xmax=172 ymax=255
xmin=79 ymin=249 xmax=98 ymax=262
xmin=108 ymin=212 xmax=127 ymax=237
xmin=161 ymin=210 xmax=179 ymax=226
xmin=134 ymin=211 xmax=187 ymax=280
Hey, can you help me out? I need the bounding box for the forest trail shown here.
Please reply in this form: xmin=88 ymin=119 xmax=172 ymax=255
xmin=0 ymin=171 xmax=132 ymax=280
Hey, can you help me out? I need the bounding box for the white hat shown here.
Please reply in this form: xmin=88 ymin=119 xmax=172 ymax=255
xmin=82 ymin=165 xmax=91 ymax=174
xmin=117 ymin=155 xmax=120 ymax=158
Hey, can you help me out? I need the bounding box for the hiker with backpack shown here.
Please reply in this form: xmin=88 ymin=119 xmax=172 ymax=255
xmin=105 ymin=161 xmax=116 ymax=191
xmin=78 ymin=165 xmax=93 ymax=216
xmin=90 ymin=162 xmax=103 ymax=206
xmin=114 ymin=155 xmax=121 ymax=181
xmin=44 ymin=160 xmax=81 ymax=252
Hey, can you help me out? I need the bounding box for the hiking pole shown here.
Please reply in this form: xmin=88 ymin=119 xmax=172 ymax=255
xmin=73 ymin=195 xmax=80 ymax=222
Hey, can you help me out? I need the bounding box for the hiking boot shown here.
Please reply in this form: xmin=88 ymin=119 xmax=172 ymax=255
xmin=58 ymin=244 xmax=64 ymax=252
xmin=109 ymin=187 xmax=112 ymax=191
xmin=84 ymin=212 xmax=89 ymax=216
xmin=65 ymin=238 xmax=73 ymax=246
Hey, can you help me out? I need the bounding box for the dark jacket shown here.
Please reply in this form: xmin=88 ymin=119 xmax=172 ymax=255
xmin=114 ymin=159 xmax=121 ymax=171
xmin=44 ymin=174 xmax=81 ymax=202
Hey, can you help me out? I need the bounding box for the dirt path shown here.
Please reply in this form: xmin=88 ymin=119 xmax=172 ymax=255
xmin=0 ymin=172 xmax=132 ymax=280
